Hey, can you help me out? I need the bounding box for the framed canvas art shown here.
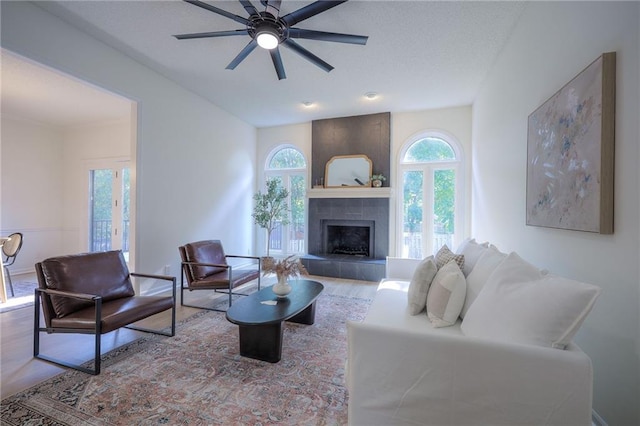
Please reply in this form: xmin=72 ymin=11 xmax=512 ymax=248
xmin=526 ymin=52 xmax=616 ymax=234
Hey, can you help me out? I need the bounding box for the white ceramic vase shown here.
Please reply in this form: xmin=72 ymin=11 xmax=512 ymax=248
xmin=272 ymin=274 xmax=292 ymax=298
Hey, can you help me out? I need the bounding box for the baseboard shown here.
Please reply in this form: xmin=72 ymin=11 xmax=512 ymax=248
xmin=592 ymin=409 xmax=607 ymax=426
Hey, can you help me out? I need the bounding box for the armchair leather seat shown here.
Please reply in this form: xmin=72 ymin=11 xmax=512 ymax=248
xmin=50 ymin=296 xmax=174 ymax=332
xmin=185 ymin=269 xmax=259 ymax=290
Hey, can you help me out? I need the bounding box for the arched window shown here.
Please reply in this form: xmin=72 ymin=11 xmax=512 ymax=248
xmin=398 ymin=133 xmax=463 ymax=258
xmin=264 ymin=146 xmax=307 ymax=255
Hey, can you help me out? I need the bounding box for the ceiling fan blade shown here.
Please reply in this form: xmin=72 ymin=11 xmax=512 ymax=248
xmin=270 ymin=47 xmax=287 ymax=80
xmin=183 ymin=0 xmax=250 ymax=25
xmin=174 ymin=29 xmax=249 ymax=40
xmin=238 ymin=0 xmax=259 ymax=16
xmin=281 ymin=0 xmax=347 ymax=26
xmin=288 ymin=28 xmax=368 ymax=45
xmin=263 ymin=0 xmax=282 ymax=18
xmin=226 ymin=40 xmax=258 ymax=70
xmin=283 ymin=39 xmax=333 ymax=73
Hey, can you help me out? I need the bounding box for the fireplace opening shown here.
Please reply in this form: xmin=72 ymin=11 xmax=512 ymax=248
xmin=322 ymin=220 xmax=374 ymax=258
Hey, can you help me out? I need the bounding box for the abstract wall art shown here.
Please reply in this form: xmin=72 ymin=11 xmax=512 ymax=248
xmin=526 ymin=52 xmax=616 ymax=234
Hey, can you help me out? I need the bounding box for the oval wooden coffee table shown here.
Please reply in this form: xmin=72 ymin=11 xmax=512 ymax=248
xmin=226 ymin=279 xmax=324 ymax=363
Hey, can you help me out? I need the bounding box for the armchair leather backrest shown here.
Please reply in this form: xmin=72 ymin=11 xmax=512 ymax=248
xmin=181 ymin=240 xmax=227 ymax=280
xmin=37 ymin=250 xmax=134 ymax=318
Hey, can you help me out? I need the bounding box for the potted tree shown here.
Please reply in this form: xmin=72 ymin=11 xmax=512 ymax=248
xmin=252 ymin=178 xmax=290 ymax=257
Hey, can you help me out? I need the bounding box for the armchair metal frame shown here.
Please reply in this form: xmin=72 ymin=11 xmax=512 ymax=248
xmin=34 ymin=269 xmax=176 ymax=375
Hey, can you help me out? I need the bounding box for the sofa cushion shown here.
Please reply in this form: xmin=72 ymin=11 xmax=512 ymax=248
xmin=455 ymin=238 xmax=488 ymax=277
xmin=461 ymin=252 xmax=601 ymax=349
xmin=365 ymin=279 xmax=464 ymax=336
xmin=461 ymin=246 xmax=507 ymax=318
xmin=40 ymin=250 xmax=135 ymax=318
xmin=426 ymin=260 xmax=466 ymax=327
xmin=435 ymin=244 xmax=464 ymax=270
xmin=407 ymin=256 xmax=437 ymax=315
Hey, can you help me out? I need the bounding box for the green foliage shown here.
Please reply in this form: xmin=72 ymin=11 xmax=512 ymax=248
xmin=434 ymin=169 xmax=455 ymax=234
xmin=405 ymin=137 xmax=455 ymax=162
xmin=290 ymin=175 xmax=305 ymax=225
xmin=403 ymin=171 xmax=423 ymax=233
xmin=252 ymin=179 xmax=290 ymax=256
xmin=269 ymin=148 xmax=306 ymax=169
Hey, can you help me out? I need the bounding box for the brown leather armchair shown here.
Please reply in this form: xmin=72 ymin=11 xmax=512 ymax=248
xmin=178 ymin=240 xmax=261 ymax=312
xmin=34 ymin=250 xmax=176 ymax=375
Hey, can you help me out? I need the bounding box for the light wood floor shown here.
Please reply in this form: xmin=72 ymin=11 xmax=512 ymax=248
xmin=0 ymin=273 xmax=377 ymax=400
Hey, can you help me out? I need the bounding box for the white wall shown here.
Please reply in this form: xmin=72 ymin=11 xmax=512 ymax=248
xmin=472 ymin=2 xmax=639 ymax=424
xmin=0 ymin=116 xmax=64 ymax=273
xmin=256 ymin=106 xmax=472 ymax=257
xmin=1 ymin=2 xmax=257 ymax=276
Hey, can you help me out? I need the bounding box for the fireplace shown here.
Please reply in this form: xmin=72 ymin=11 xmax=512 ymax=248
xmin=302 ymin=198 xmax=388 ymax=281
xmin=323 ymin=220 xmax=374 ymax=257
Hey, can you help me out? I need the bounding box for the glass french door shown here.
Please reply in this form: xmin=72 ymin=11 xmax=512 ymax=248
xmin=266 ymin=173 xmax=306 ymax=255
xmin=400 ymin=167 xmax=456 ymax=258
xmin=89 ymin=163 xmax=130 ymax=259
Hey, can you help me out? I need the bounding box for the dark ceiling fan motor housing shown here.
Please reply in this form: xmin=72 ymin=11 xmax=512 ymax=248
xmin=174 ymin=0 xmax=368 ymax=80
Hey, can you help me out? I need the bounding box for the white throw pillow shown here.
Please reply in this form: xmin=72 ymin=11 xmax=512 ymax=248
xmin=455 ymin=238 xmax=489 ymax=277
xmin=461 ymin=246 xmax=507 ymax=318
xmin=407 ymin=256 xmax=438 ymax=315
xmin=435 ymin=244 xmax=464 ymax=270
xmin=461 ymin=252 xmax=601 ymax=349
xmin=426 ymin=260 xmax=466 ymax=327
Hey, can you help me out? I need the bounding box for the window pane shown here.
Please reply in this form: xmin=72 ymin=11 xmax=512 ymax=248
xmin=121 ymin=168 xmax=130 ymax=257
xmin=404 ymin=137 xmax=455 ymax=163
xmin=289 ymin=175 xmax=305 ymax=253
xmin=433 ymin=169 xmax=455 ymax=253
xmin=268 ymin=148 xmax=306 ymax=169
xmin=402 ymin=170 xmax=423 ymax=258
xmin=90 ymin=169 xmax=113 ymax=252
xmin=268 ymin=177 xmax=285 ymax=253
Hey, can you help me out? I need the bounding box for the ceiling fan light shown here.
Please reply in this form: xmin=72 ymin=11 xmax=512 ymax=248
xmin=256 ymin=30 xmax=279 ymax=49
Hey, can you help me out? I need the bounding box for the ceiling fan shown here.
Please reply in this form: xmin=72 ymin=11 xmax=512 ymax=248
xmin=173 ymin=0 xmax=368 ymax=80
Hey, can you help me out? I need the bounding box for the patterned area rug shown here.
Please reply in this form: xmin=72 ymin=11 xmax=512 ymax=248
xmin=1 ymin=293 xmax=371 ymax=425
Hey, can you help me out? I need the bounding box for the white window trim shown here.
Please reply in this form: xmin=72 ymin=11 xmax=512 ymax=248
xmin=396 ymin=130 xmax=465 ymax=257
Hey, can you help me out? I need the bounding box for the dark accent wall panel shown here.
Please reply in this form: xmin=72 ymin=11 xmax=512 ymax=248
xmin=311 ymin=112 xmax=391 ymax=186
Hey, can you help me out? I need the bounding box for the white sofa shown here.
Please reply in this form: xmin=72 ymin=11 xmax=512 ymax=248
xmin=347 ymin=244 xmax=599 ymax=426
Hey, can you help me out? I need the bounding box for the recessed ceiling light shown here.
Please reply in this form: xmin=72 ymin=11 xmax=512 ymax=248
xmin=302 ymin=101 xmax=314 ymax=107
xmin=364 ymin=92 xmax=378 ymax=100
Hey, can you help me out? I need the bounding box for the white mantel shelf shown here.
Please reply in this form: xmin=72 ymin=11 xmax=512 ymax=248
xmin=307 ymin=187 xmax=392 ymax=198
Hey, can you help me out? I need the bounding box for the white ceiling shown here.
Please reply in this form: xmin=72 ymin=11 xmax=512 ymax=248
xmin=6 ymin=1 xmax=526 ymax=128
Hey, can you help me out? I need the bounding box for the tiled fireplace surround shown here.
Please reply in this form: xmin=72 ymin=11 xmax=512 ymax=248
xmin=301 ymin=112 xmax=391 ymax=281
xmin=302 ymin=197 xmax=388 ymax=281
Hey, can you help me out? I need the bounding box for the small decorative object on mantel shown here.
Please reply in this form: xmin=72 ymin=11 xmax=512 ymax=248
xmin=262 ymin=255 xmax=309 ymax=298
xmin=371 ymin=173 xmax=386 ymax=188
